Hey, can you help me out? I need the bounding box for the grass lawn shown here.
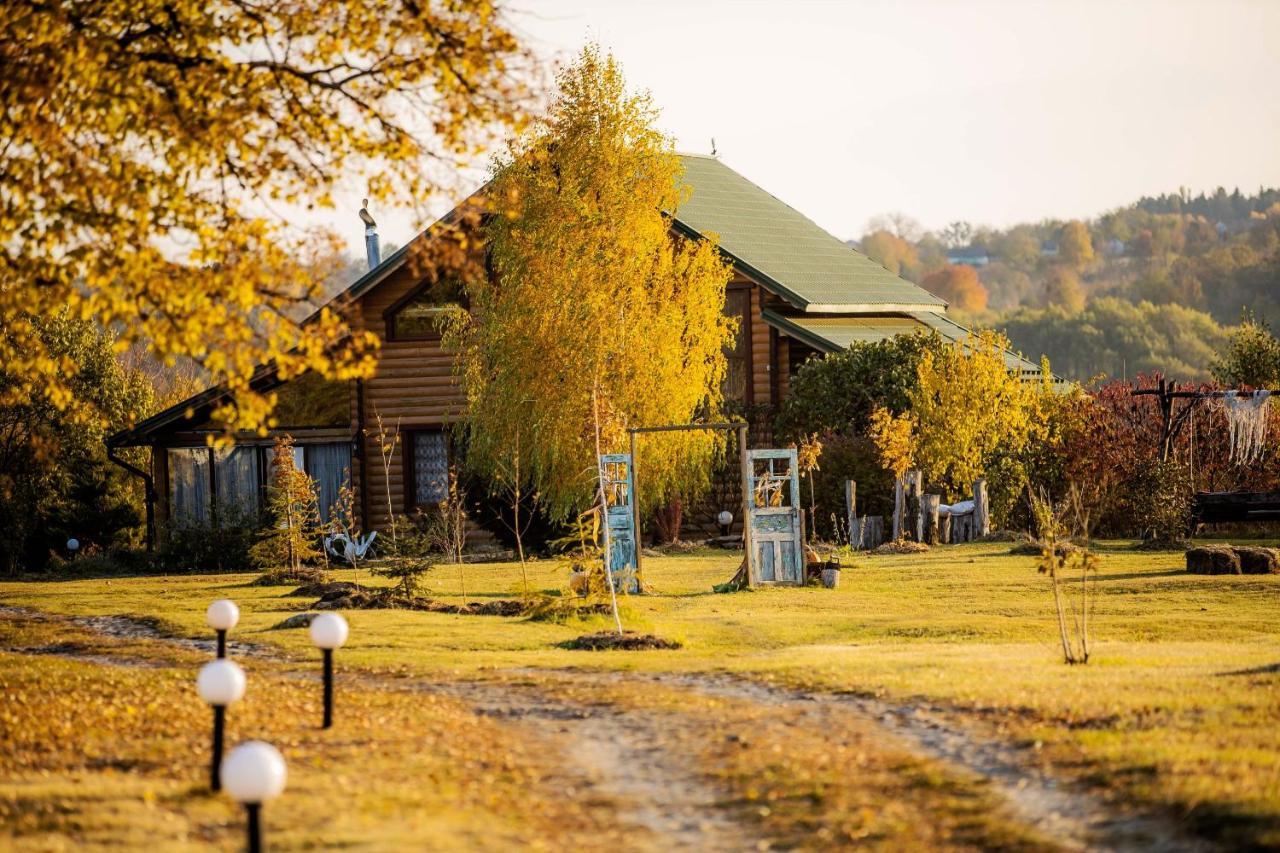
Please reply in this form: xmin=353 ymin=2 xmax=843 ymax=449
xmin=2 ymin=540 xmax=1278 ymax=848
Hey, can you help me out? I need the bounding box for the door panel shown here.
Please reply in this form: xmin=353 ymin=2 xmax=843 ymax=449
xmin=746 ymin=449 xmax=804 ymax=585
xmin=600 ymin=453 xmax=639 ymax=593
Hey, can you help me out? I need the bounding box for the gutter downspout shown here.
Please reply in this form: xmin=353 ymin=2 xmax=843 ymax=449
xmin=107 ymin=444 xmax=156 ymax=552
xmin=355 ymin=378 xmax=370 ymax=530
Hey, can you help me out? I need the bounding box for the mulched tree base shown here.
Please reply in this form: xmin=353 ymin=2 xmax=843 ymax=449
xmin=873 ymin=540 xmax=930 ymax=555
xmin=562 ymin=631 xmax=682 ymax=651
xmin=251 ymin=567 xmax=329 ymax=586
xmin=1009 ymin=540 xmax=1081 ymax=557
xmin=295 ymin=582 xmax=616 ymax=618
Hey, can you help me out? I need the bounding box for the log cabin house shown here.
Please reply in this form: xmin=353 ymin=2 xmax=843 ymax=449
xmin=108 ymin=154 xmax=1039 ymax=546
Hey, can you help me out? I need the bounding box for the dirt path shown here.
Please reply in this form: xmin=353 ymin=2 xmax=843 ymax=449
xmin=634 ymin=672 xmax=1215 ymax=853
xmin=1 ymin=604 xmax=1217 ymax=852
xmin=425 ymin=678 xmax=764 ymax=852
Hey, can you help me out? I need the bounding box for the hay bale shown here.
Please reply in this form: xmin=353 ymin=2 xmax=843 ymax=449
xmin=1185 ymin=545 xmax=1241 ymax=575
xmin=1232 ymin=546 xmax=1280 ymax=575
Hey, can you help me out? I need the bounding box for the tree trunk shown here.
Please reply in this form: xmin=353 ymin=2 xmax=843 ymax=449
xmin=652 ymin=499 xmax=683 ymax=545
xmin=591 ymin=381 xmax=624 ymax=636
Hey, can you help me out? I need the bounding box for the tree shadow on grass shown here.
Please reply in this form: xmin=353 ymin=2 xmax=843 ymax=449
xmin=1090 ymin=569 xmax=1187 ymax=583
xmin=1216 ymin=661 xmax=1280 ymax=677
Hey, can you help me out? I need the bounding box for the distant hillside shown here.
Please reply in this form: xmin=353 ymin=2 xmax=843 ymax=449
xmin=852 ymin=187 xmax=1280 ymax=381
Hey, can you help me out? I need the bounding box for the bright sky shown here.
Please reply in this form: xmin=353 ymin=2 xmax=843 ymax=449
xmin=347 ymin=0 xmax=1280 ymax=256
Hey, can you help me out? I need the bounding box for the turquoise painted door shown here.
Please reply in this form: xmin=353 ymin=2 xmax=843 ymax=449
xmin=600 ymin=454 xmax=639 ymax=593
xmin=746 ymin=449 xmax=804 ymax=585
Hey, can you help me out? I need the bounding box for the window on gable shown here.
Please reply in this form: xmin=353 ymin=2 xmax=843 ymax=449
xmin=388 ymin=277 xmax=467 ymax=341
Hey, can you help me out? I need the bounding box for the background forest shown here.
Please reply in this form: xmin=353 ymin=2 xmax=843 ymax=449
xmin=854 ymin=186 xmax=1280 ymax=381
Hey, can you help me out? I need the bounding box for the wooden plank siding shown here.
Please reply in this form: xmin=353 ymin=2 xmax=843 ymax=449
xmin=348 ymin=264 xmax=493 ymax=544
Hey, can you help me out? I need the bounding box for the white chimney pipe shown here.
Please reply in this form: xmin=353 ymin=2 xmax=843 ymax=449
xmin=360 ymin=198 xmax=380 ymax=270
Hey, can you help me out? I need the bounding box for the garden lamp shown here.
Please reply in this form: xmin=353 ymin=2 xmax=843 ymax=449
xmin=196 ymin=659 xmax=246 ymax=791
xmin=718 ymin=510 xmax=733 ymax=537
xmin=222 ymin=741 xmax=287 ymax=853
xmin=206 ymin=599 xmax=240 ymax=658
xmin=66 ymin=538 xmax=79 ymax=554
xmin=308 ymin=613 xmax=348 ymax=729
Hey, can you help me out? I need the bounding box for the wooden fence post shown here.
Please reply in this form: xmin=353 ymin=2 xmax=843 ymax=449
xmin=863 ymin=515 xmax=884 ymax=549
xmin=921 ymin=494 xmax=940 ymax=545
xmin=905 ymin=470 xmax=923 ymax=542
xmin=845 ymin=480 xmax=858 ymax=548
xmin=892 ymin=476 xmax=904 ymax=541
xmin=973 ymin=478 xmax=990 ymax=538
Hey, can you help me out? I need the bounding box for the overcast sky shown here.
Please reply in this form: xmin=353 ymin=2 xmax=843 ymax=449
xmin=344 ymin=0 xmax=1280 ymax=256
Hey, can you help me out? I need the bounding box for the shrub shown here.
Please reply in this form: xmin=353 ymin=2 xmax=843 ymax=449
xmin=251 ymin=437 xmax=323 ymax=570
xmin=155 ymin=516 xmax=258 ymax=573
xmin=1135 ymin=460 xmax=1192 ymax=543
xmin=775 ymin=334 xmax=944 ymax=442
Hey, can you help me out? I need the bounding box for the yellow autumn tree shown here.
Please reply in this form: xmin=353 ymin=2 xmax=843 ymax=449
xmin=451 ymin=44 xmax=735 ymax=522
xmin=909 ymin=331 xmax=1043 ymax=501
xmin=0 ymin=1 xmax=536 ymax=437
xmin=868 ymin=407 xmax=916 ymax=481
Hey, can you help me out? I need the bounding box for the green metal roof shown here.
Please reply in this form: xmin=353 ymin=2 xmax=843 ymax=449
xmin=760 ymin=309 xmax=1044 ymax=374
xmin=673 ymin=155 xmax=945 ymax=313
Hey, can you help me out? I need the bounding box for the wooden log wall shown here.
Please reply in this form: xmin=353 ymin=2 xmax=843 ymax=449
xmin=742 ymin=278 xmax=772 ymax=407
xmin=349 ymin=265 xmax=491 ymax=543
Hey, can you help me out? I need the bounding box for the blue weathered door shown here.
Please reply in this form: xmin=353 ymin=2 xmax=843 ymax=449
xmin=599 ymin=453 xmax=639 ymax=593
xmin=746 ymin=449 xmax=804 ymax=585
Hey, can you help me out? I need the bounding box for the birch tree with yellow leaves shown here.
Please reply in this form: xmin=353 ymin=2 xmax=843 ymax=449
xmin=451 ymin=45 xmax=735 ymax=525
xmin=0 ymin=0 xmax=536 ymax=437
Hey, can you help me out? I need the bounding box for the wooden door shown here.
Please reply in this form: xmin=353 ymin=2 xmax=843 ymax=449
xmin=746 ymin=449 xmax=804 ymax=585
xmin=599 ymin=453 xmax=639 ymax=593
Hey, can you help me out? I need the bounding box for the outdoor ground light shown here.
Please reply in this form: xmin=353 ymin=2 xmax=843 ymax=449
xmin=206 ymin=599 xmax=240 ymax=658
xmin=718 ymin=510 xmax=734 ymax=537
xmin=222 ymin=741 xmax=287 ymax=853
xmin=308 ymin=612 xmax=348 ymax=729
xmin=66 ymin=538 xmax=79 ymax=553
xmin=196 ymin=659 xmax=246 ymax=791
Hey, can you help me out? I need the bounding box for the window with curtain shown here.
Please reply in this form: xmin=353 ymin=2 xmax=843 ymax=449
xmin=723 ymin=287 xmax=751 ymax=402
xmin=169 ymin=448 xmax=211 ymax=524
xmin=409 ymin=431 xmax=450 ymax=509
xmin=304 ymin=443 xmax=352 ymax=523
xmin=214 ymin=447 xmax=261 ymax=521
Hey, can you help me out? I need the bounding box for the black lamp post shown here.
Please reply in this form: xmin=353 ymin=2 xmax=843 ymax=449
xmin=196 ymin=659 xmax=246 ymax=791
xmin=206 ymin=599 xmax=240 ymax=658
xmin=222 ymin=741 xmax=287 ymax=853
xmin=308 ymin=613 xmax=348 ymax=729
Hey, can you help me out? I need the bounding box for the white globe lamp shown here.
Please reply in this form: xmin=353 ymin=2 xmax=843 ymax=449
xmin=309 ymin=613 xmax=349 ymax=729
xmin=221 ymin=741 xmax=287 ymax=853
xmin=206 ymin=599 xmax=240 ymax=658
xmin=196 ymin=659 xmax=246 ymax=791
xmin=717 ymin=510 xmax=734 ymax=536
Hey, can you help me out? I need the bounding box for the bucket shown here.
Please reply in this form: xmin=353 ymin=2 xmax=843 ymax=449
xmin=821 ymin=556 xmax=841 ymax=589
